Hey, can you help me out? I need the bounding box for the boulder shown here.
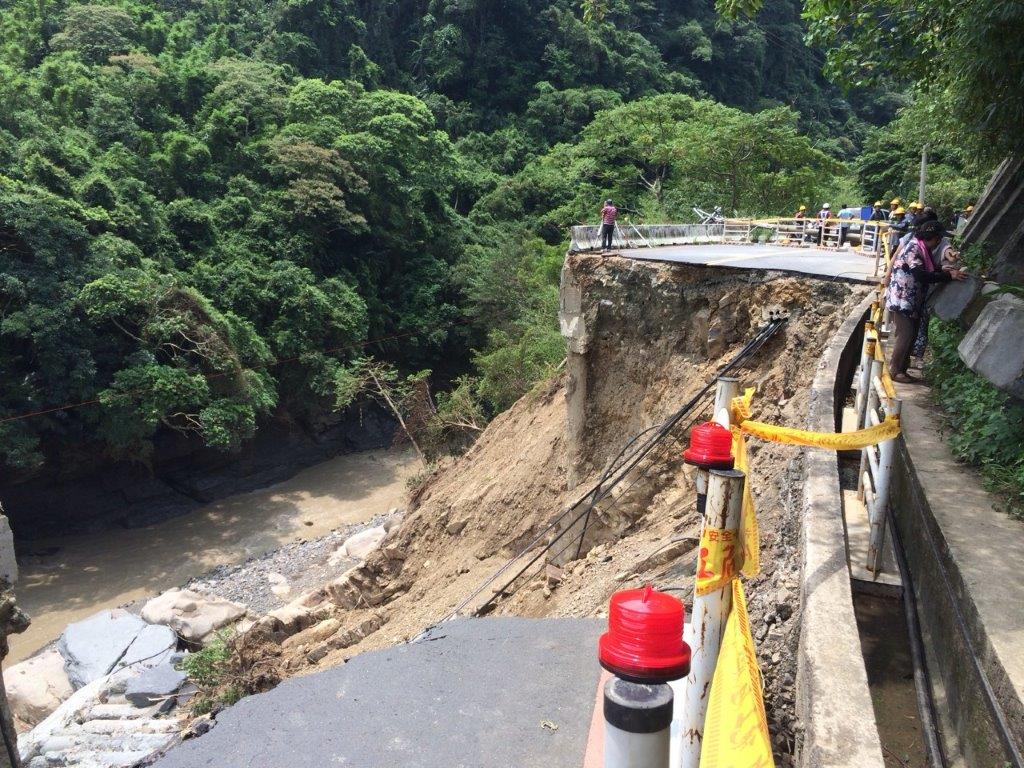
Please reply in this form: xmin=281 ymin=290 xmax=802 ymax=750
xmin=958 ymin=294 xmax=1024 ymax=399
xmin=141 ymin=588 xmax=246 ymax=642
xmin=337 ymin=526 xmax=387 ymax=561
xmin=929 ymin=275 xmax=982 ymax=322
xmin=124 ymin=664 xmax=187 ymax=708
xmin=267 ymin=572 xmax=291 ymax=598
xmin=4 ymin=649 xmax=73 ymax=726
xmin=58 ymin=610 xmax=175 ymax=689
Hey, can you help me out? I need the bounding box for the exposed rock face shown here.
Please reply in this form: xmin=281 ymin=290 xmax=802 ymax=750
xmin=958 ymin=294 xmax=1024 ymax=399
xmin=963 ymin=157 xmax=1024 ymax=287
xmin=5 ymin=649 xmax=73 ymax=727
xmin=58 ymin=610 xmax=176 ymax=689
xmin=0 ymin=512 xmax=17 ymax=585
xmin=141 ymin=589 xmax=247 ymax=643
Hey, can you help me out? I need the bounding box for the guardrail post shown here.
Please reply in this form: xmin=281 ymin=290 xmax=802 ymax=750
xmin=855 ymin=327 xmax=875 ymax=428
xmin=711 ymin=376 xmax=738 ymax=428
xmin=866 ymin=398 xmax=901 ymax=574
xmin=679 ymin=467 xmax=744 ymax=768
xmin=679 ymin=377 xmax=742 ymax=768
xmin=857 ymin=358 xmax=883 ymax=501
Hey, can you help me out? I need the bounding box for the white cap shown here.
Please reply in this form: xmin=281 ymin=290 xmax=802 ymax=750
xmin=822 ymin=203 xmax=831 ymax=208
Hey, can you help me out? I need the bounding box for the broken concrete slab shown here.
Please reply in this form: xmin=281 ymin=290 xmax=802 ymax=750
xmin=4 ymin=648 xmax=73 ymax=726
xmin=125 ymin=665 xmax=187 ymax=708
xmin=141 ymin=589 xmax=246 ymax=643
xmin=958 ymin=294 xmax=1024 ymax=399
xmin=120 ymin=624 xmax=177 ymax=672
xmin=58 ymin=610 xmax=149 ymax=689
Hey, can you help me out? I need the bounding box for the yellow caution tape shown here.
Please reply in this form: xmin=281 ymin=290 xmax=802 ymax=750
xmin=699 ymin=579 xmax=775 ymax=768
xmin=870 ymin=335 xmax=897 ymax=398
xmin=695 ymin=526 xmax=740 ymax=597
xmin=738 ymin=417 xmax=900 ymax=450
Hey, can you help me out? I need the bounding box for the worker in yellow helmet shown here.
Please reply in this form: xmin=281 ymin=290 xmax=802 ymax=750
xmin=887 ymin=199 xmax=903 ymax=224
xmin=905 ymin=202 xmax=922 ymax=228
xmin=869 ymin=200 xmax=885 ymax=221
xmin=887 ymin=206 xmax=907 ymax=254
xmin=794 ymin=204 xmax=807 ymax=219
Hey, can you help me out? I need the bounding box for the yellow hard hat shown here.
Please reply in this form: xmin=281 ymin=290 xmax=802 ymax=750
xmin=894 ymin=206 xmax=905 ymax=214
xmin=799 ymin=204 xmax=806 ymax=210
xmin=874 ymin=201 xmax=882 ymax=206
xmin=890 ymin=197 xmax=901 ymax=205
xmin=965 ymin=205 xmax=974 ymax=212
xmin=910 ymin=201 xmax=922 ymax=209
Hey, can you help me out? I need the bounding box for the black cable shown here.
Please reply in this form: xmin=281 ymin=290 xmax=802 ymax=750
xmin=569 ymin=319 xmax=783 ymax=558
xmin=472 ymin=319 xmax=786 ymax=614
xmin=493 ymin=398 xmax=720 ymax=605
xmin=419 ymin=319 xmax=786 ymax=635
xmin=896 ymin=491 xmax=1024 ymax=767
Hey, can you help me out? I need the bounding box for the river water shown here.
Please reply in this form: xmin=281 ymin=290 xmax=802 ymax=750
xmin=7 ymin=448 xmax=421 ymax=664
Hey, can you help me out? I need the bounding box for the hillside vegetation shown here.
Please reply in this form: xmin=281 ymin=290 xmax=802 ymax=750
xmin=0 ymin=0 xmax=1001 ymax=477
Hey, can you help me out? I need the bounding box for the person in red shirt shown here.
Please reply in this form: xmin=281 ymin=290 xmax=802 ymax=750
xmin=600 ymin=199 xmax=617 ymax=251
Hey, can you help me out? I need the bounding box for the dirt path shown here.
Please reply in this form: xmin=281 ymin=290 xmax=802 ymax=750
xmin=8 ymin=448 xmax=421 ymax=664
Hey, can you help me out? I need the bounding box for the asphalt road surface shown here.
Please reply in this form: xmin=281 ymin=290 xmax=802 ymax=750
xmin=155 ymin=617 xmax=603 ymax=768
xmin=618 ymin=243 xmax=878 ymax=283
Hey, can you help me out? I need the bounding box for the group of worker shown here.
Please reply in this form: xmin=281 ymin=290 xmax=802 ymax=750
xmin=596 ymin=195 xmax=976 ymax=383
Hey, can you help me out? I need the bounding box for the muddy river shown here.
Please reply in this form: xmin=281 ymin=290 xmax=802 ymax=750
xmin=7 ymin=448 xmax=421 ymax=664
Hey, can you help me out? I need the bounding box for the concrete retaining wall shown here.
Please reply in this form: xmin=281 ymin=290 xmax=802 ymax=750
xmin=796 ymin=294 xmax=886 ymax=768
xmin=890 ymin=391 xmax=1024 ymax=766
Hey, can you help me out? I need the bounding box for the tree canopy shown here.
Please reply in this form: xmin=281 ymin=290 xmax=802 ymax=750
xmin=0 ymin=0 xmax=920 ymax=472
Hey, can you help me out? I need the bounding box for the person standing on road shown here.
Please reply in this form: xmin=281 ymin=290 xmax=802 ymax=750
xmin=794 ymin=204 xmax=807 ymax=219
xmin=837 ymin=203 xmax=855 ymax=245
xmin=816 ymin=202 xmax=830 ymax=244
xmin=869 ymin=201 xmax=885 ymax=221
xmin=884 ymin=220 xmax=967 ymax=382
xmin=887 ymin=198 xmax=902 ymax=223
xmin=600 ymin=199 xmax=617 ymax=251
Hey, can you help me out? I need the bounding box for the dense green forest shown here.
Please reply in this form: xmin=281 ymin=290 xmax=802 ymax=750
xmin=0 ymin=0 xmax=1003 ymax=472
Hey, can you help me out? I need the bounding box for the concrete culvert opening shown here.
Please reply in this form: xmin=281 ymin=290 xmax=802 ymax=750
xmin=240 ymin=255 xmax=871 ymax=767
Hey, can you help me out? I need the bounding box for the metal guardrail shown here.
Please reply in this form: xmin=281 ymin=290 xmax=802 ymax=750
xmin=851 ymin=305 xmax=901 ymax=575
xmin=569 ymin=223 xmax=724 ymax=251
xmin=571 ymin=219 xmax=890 ymax=266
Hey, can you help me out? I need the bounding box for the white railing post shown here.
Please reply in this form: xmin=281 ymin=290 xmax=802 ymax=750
xmin=866 ymin=398 xmax=901 ymax=573
xmin=711 ymin=376 xmax=738 ymax=429
xmin=857 ymin=358 xmax=883 ymax=501
xmin=855 ymin=326 xmax=875 ymax=428
xmin=678 ymin=378 xmax=740 ymax=768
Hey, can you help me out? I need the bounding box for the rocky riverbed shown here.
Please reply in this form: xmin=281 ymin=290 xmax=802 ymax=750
xmin=11 ymin=448 xmax=420 ymax=663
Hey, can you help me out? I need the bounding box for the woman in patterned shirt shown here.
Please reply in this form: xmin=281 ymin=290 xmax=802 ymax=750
xmin=884 ymin=220 xmax=966 ymax=382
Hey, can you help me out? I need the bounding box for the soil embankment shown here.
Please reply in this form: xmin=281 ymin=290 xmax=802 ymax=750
xmin=229 ymin=257 xmax=870 ymax=767
xmin=10 ymin=448 xmax=420 ymax=663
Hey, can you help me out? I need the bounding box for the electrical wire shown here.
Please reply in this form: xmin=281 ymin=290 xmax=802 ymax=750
xmin=419 ymin=317 xmax=787 ymax=635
